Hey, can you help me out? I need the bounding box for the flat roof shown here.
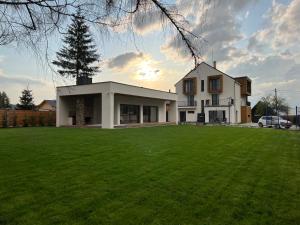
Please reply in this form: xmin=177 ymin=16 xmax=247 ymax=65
xmin=57 ymin=81 xmax=176 ymax=95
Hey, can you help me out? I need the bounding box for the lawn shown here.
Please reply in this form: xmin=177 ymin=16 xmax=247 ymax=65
xmin=0 ymin=126 xmax=299 ymax=225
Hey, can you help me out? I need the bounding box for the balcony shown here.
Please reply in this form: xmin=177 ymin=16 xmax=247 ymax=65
xmin=205 ymin=98 xmax=233 ymax=107
xmin=178 ymin=101 xmax=197 ymax=108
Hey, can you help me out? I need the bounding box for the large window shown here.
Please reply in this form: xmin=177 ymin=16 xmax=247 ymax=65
xmin=212 ymin=94 xmax=219 ymax=106
xmin=187 ymin=95 xmax=195 ymax=106
xmin=210 ymin=79 xmax=221 ymax=91
xmin=209 ymin=110 xmax=226 ymax=123
xmin=183 ymin=78 xmax=196 ymax=95
xmin=143 ymin=106 xmax=158 ymax=122
xmin=120 ymin=104 xmax=140 ymax=124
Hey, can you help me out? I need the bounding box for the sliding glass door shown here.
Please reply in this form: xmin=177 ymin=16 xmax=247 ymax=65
xmin=120 ymin=104 xmax=140 ymax=124
xmin=143 ymin=106 xmax=158 ymax=123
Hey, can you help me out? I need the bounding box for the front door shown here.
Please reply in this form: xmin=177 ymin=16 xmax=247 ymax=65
xmin=180 ymin=111 xmax=186 ymax=122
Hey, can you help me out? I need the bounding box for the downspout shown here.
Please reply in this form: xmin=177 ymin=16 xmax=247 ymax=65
xmin=234 ymin=81 xmax=236 ymax=123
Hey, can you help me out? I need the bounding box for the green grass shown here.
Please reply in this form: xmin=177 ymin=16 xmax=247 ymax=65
xmin=0 ymin=126 xmax=299 ymax=225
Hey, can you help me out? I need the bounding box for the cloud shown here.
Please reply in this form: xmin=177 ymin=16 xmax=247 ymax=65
xmin=106 ymin=52 xmax=145 ymax=69
xmin=228 ymin=54 xmax=300 ymax=107
xmin=104 ymin=51 xmax=181 ymax=91
xmin=248 ymin=0 xmax=300 ymax=53
xmin=132 ymin=9 xmax=164 ymax=35
xmin=161 ymin=0 xmax=256 ymax=63
xmin=0 ymin=74 xmax=45 ymax=86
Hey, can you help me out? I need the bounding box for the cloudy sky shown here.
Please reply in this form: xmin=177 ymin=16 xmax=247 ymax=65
xmin=0 ymin=0 xmax=299 ymax=110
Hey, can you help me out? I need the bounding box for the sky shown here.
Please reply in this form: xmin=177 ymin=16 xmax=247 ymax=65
xmin=0 ymin=0 xmax=299 ymax=111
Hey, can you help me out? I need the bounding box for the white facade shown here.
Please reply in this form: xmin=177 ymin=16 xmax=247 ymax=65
xmin=56 ymin=81 xmax=177 ymax=128
xmin=176 ymin=62 xmax=248 ymax=124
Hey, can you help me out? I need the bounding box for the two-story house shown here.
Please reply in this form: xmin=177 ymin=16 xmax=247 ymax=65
xmin=176 ymin=61 xmax=251 ymax=124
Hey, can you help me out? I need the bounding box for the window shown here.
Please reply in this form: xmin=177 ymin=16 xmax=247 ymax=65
xmin=183 ymin=78 xmax=196 ymax=95
xmin=201 ymin=80 xmax=204 ymax=92
xmin=187 ymin=95 xmax=195 ymax=106
xmin=188 ymin=111 xmax=195 ymax=114
xmin=201 ymin=100 xmax=204 ymax=112
xmin=120 ymin=104 xmax=140 ymax=124
xmin=206 ymin=99 xmax=210 ymax=106
xmin=212 ymin=94 xmax=219 ymax=106
xmin=210 ymin=79 xmax=220 ymax=91
xmin=209 ymin=110 xmax=226 ymax=123
xmin=143 ymin=106 xmax=158 ymax=123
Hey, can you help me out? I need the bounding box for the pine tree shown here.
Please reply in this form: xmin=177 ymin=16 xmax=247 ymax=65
xmin=17 ymin=88 xmax=34 ymax=110
xmin=52 ymin=11 xmax=100 ymax=84
xmin=0 ymin=92 xmax=10 ymax=109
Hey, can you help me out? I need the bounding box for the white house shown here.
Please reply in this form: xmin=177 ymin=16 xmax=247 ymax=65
xmin=56 ymin=81 xmax=178 ymax=128
xmin=176 ymin=62 xmax=252 ymax=124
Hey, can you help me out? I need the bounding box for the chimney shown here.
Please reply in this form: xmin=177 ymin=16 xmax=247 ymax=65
xmin=213 ymin=61 xmax=217 ymax=69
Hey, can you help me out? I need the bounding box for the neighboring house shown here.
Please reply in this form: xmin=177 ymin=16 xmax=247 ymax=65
xmin=56 ymin=81 xmax=177 ymax=128
xmin=38 ymin=100 xmax=56 ymax=111
xmin=176 ymin=62 xmax=252 ymax=124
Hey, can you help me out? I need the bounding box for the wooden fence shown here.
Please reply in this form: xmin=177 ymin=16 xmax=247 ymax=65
xmin=0 ymin=110 xmax=56 ymax=128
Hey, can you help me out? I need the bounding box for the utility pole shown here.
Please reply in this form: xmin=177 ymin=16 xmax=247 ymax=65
xmin=275 ymin=88 xmax=280 ymax=128
xmin=296 ymin=106 xmax=298 ymax=129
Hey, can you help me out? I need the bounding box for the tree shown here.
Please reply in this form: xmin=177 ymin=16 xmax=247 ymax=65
xmin=0 ymin=0 xmax=205 ymax=65
xmin=17 ymin=88 xmax=35 ymax=110
xmin=252 ymin=95 xmax=290 ymax=117
xmin=0 ymin=91 xmax=10 ymax=109
xmin=52 ymin=11 xmax=100 ymax=84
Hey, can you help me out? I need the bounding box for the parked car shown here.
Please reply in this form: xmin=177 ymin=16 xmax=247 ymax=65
xmin=258 ymin=116 xmax=292 ymax=129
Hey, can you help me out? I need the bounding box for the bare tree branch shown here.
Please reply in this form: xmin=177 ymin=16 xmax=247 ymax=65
xmin=0 ymin=0 xmax=209 ymax=65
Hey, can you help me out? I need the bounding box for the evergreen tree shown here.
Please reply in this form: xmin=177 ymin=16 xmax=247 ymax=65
xmin=18 ymin=88 xmax=34 ymax=110
xmin=0 ymin=92 xmax=10 ymax=109
xmin=52 ymin=11 xmax=100 ymax=84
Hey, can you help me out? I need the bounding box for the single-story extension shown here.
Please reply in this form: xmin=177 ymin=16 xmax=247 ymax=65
xmin=56 ymin=81 xmax=178 ymax=128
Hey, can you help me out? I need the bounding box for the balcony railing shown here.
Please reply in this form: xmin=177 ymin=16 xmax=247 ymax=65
xmin=178 ymin=101 xmax=197 ymax=107
xmin=205 ymin=98 xmax=233 ymax=107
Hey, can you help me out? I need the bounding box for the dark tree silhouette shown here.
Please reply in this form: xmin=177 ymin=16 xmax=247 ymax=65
xmin=53 ymin=11 xmax=100 ymax=84
xmin=17 ymin=88 xmax=35 ymax=110
xmin=0 ymin=91 xmax=10 ymax=108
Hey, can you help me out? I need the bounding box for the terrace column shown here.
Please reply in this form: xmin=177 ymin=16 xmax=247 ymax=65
xmin=168 ymin=100 xmax=178 ymax=124
xmin=140 ymin=104 xmax=143 ymax=124
xmin=76 ymin=96 xmax=85 ymax=126
xmin=102 ymin=92 xmax=114 ymax=129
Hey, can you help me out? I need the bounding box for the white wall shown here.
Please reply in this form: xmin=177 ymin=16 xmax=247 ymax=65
xmin=175 ymin=62 xmax=242 ymax=123
xmin=114 ymin=94 xmax=168 ymax=125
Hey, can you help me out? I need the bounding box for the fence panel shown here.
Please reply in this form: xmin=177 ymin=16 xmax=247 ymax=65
xmin=0 ymin=110 xmax=56 ymax=128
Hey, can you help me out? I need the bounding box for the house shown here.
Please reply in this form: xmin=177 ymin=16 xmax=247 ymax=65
xmin=56 ymin=81 xmax=178 ymax=128
xmin=176 ymin=62 xmax=251 ymax=124
xmin=37 ymin=100 xmax=56 ymax=111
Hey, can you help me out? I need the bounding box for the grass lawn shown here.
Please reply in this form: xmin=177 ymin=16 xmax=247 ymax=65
xmin=0 ymin=126 xmax=299 ymax=225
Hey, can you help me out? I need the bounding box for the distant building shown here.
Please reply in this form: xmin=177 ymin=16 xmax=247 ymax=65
xmin=38 ymin=100 xmax=56 ymax=111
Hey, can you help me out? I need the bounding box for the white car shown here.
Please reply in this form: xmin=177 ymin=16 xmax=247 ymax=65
xmin=258 ymin=116 xmax=292 ymax=129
